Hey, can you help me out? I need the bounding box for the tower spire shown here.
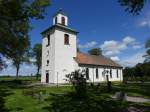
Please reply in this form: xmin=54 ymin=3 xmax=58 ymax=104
xmin=53 ymin=9 xmax=68 ymax=26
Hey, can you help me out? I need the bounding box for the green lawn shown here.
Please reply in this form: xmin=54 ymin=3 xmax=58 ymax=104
xmin=0 ymin=77 xmax=150 ymax=112
xmin=0 ymin=76 xmax=72 ymax=112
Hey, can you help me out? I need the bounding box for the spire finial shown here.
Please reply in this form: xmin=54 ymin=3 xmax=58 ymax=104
xmin=59 ymin=8 xmax=62 ymax=11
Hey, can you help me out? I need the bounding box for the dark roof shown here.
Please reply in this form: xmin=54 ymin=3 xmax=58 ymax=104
xmin=41 ymin=24 xmax=78 ymax=35
xmin=53 ymin=9 xmax=67 ymax=17
xmin=75 ymin=52 xmax=122 ymax=68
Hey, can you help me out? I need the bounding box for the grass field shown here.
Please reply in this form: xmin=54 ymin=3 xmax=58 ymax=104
xmin=0 ymin=76 xmax=150 ymax=112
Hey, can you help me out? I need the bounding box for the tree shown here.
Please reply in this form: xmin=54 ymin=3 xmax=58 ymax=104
xmin=32 ymin=43 xmax=42 ymax=79
xmin=1 ymin=37 xmax=30 ymax=78
xmin=66 ymin=70 xmax=87 ymax=99
xmin=0 ymin=56 xmax=7 ymax=71
xmin=144 ymin=38 xmax=150 ymax=63
xmin=88 ymin=48 xmax=102 ymax=56
xmin=118 ymin=0 xmax=147 ymax=15
xmin=0 ymin=0 xmax=50 ymax=69
xmin=77 ymin=48 xmax=80 ymax=52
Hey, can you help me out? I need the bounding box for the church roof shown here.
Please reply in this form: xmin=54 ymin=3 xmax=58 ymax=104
xmin=41 ymin=24 xmax=78 ymax=35
xmin=75 ymin=52 xmax=122 ymax=68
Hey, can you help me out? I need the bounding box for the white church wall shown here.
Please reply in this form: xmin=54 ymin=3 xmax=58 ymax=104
xmin=41 ymin=31 xmax=55 ymax=83
xmin=53 ymin=29 xmax=77 ymax=83
xmin=77 ymin=65 xmax=123 ymax=83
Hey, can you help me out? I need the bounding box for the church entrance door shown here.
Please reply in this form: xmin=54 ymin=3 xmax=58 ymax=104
xmin=46 ymin=73 xmax=49 ymax=83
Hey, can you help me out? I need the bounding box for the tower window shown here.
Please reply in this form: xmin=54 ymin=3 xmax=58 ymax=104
xmin=47 ymin=34 xmax=50 ymax=46
xmin=86 ymin=68 xmax=89 ymax=80
xmin=55 ymin=17 xmax=57 ymax=24
xmin=46 ymin=60 xmax=49 ymax=66
xmin=96 ymin=68 xmax=98 ymax=79
xmin=61 ymin=17 xmax=65 ymax=25
xmin=64 ymin=34 xmax=69 ymax=45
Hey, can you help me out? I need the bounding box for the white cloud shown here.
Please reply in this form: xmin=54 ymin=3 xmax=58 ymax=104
xmin=139 ymin=20 xmax=150 ymax=27
xmin=138 ymin=11 xmax=150 ymax=28
xmin=132 ymin=44 xmax=142 ymax=49
xmin=110 ymin=56 xmax=120 ymax=61
xmin=123 ymin=36 xmax=135 ymax=44
xmin=0 ymin=57 xmax=37 ymax=76
xmin=105 ymin=50 xmax=120 ymax=56
xmin=100 ymin=36 xmax=141 ymax=56
xmin=120 ymin=51 xmax=145 ymax=67
xmin=78 ymin=41 xmax=97 ymax=48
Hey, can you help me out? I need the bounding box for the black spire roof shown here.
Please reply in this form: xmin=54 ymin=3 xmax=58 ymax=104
xmin=53 ymin=9 xmax=67 ymax=17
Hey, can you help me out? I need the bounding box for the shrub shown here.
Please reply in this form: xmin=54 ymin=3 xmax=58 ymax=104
xmin=66 ymin=70 xmax=87 ymax=99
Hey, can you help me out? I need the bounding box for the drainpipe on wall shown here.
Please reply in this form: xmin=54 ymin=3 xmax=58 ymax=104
xmin=93 ymin=67 xmax=94 ymax=84
xmin=57 ymin=72 xmax=58 ymax=88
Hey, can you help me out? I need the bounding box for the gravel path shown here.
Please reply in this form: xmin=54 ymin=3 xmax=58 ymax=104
xmin=112 ymin=95 xmax=150 ymax=103
xmin=126 ymin=96 xmax=150 ymax=103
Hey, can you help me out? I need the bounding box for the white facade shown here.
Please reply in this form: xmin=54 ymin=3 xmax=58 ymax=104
xmin=41 ymin=10 xmax=123 ymax=84
xmin=76 ymin=65 xmax=123 ymax=82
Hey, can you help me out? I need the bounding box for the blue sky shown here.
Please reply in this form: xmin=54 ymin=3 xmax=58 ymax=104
xmin=1 ymin=0 xmax=150 ymax=76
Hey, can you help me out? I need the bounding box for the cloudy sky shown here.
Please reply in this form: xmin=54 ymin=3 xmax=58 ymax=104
xmin=1 ymin=0 xmax=150 ymax=76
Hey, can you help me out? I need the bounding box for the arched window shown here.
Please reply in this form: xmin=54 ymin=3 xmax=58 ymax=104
xmin=47 ymin=60 xmax=49 ymax=66
xmin=55 ymin=17 xmax=57 ymax=24
xmin=46 ymin=34 xmax=50 ymax=46
xmin=64 ymin=34 xmax=69 ymax=45
xmin=110 ymin=69 xmax=112 ymax=78
xmin=61 ymin=17 xmax=65 ymax=25
xmin=116 ymin=69 xmax=119 ymax=78
xmin=96 ymin=68 xmax=99 ymax=79
xmin=86 ymin=68 xmax=89 ymax=80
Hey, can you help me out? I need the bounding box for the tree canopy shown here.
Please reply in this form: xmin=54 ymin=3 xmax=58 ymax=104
xmin=0 ymin=0 xmax=50 ymax=71
xmin=4 ymin=37 xmax=30 ymax=77
xmin=32 ymin=43 xmax=42 ymax=79
xmin=88 ymin=48 xmax=102 ymax=56
xmin=118 ymin=0 xmax=147 ymax=15
xmin=144 ymin=38 xmax=150 ymax=63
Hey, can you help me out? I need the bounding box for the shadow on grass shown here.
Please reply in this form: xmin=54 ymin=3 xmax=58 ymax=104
xmin=43 ymin=89 xmax=128 ymax=112
xmin=0 ymin=85 xmax=13 ymax=111
xmin=111 ymin=83 xmax=150 ymax=98
xmin=0 ymin=79 xmax=29 ymax=111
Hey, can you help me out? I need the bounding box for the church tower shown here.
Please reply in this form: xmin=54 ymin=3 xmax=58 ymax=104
xmin=41 ymin=10 xmax=78 ymax=84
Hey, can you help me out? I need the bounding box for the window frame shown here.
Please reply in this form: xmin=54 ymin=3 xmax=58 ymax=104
xmin=64 ymin=34 xmax=69 ymax=45
xmin=96 ymin=68 xmax=99 ymax=79
xmin=61 ymin=17 xmax=65 ymax=25
xmin=46 ymin=34 xmax=50 ymax=47
xmin=46 ymin=60 xmax=49 ymax=66
xmin=110 ymin=69 xmax=112 ymax=78
xmin=55 ymin=17 xmax=57 ymax=24
xmin=117 ymin=69 xmax=119 ymax=78
xmin=86 ymin=68 xmax=89 ymax=80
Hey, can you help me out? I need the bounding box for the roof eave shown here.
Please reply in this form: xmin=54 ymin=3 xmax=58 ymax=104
xmin=41 ymin=24 xmax=78 ymax=36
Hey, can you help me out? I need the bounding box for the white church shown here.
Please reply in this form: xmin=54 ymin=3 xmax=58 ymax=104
xmin=41 ymin=10 xmax=123 ymax=84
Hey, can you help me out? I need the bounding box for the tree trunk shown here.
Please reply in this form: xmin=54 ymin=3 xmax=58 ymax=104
xmin=16 ymin=65 xmax=20 ymax=79
xmin=36 ymin=66 xmax=40 ymax=80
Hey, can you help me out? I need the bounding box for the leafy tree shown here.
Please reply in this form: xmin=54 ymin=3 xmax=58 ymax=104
xmin=118 ymin=0 xmax=147 ymax=15
xmin=123 ymin=67 xmax=135 ymax=80
xmin=66 ymin=70 xmax=87 ymax=99
xmin=134 ymin=63 xmax=143 ymax=77
xmin=0 ymin=37 xmax=30 ymax=78
xmin=88 ymin=48 xmax=102 ymax=56
xmin=0 ymin=56 xmax=7 ymax=71
xmin=32 ymin=43 xmax=42 ymax=79
xmin=77 ymin=48 xmax=80 ymax=52
xmin=144 ymin=38 xmax=150 ymax=63
xmin=0 ymin=0 xmax=50 ymax=69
